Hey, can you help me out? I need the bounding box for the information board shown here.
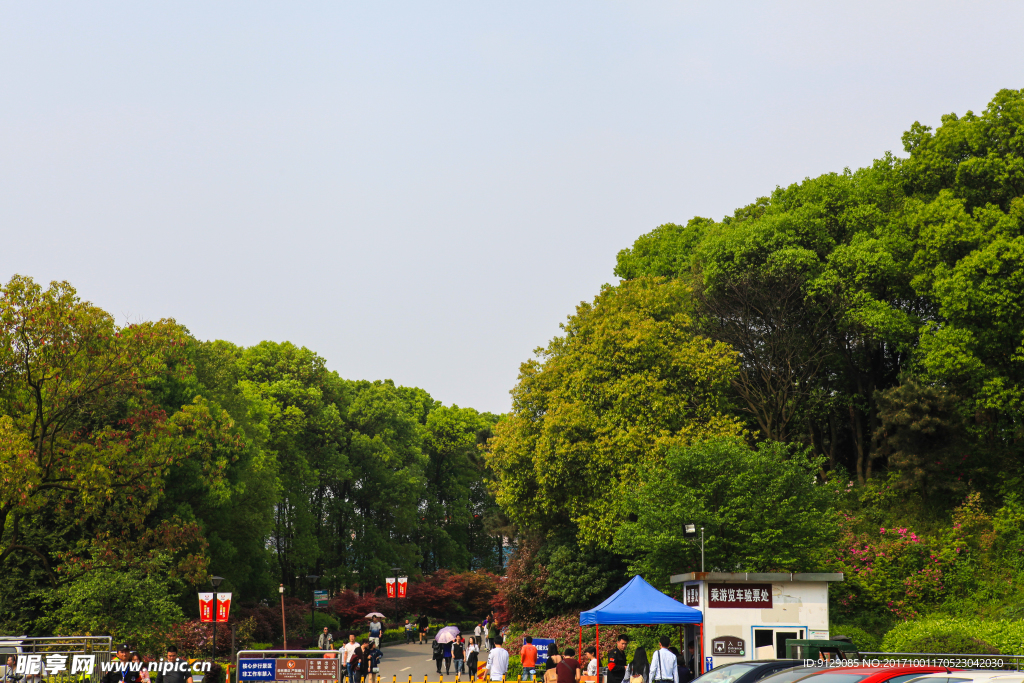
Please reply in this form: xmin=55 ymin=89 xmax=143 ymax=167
xmin=239 ymin=660 xmax=274 ymax=680
xmin=307 ymin=660 xmax=340 ymax=680
xmin=314 ymin=589 xmax=329 ymax=606
xmin=275 ymin=659 xmax=308 ymax=680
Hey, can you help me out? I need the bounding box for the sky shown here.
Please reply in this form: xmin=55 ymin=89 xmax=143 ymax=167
xmin=1 ymin=1 xmax=1023 ymax=414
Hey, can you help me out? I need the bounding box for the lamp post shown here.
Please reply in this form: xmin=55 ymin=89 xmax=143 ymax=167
xmin=306 ymin=574 xmax=320 ymax=638
xmin=683 ymin=524 xmax=704 ymax=572
xmin=279 ymin=584 xmax=287 ymax=651
xmin=210 ymin=576 xmax=224 ymax=660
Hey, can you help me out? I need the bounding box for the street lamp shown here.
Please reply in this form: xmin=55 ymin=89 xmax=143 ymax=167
xmin=279 ymin=584 xmax=287 ymax=651
xmin=683 ymin=525 xmax=704 ymax=572
xmin=306 ymin=574 xmax=320 ymax=637
xmin=210 ymin=576 xmax=224 ymax=660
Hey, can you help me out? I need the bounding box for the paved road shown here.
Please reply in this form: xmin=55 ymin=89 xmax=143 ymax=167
xmin=377 ymin=642 xmax=478 ymax=683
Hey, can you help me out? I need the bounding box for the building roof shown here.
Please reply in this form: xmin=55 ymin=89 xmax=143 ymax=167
xmin=669 ymin=572 xmax=844 ymax=584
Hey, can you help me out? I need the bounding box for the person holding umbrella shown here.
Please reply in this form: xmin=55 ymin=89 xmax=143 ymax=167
xmin=434 ymin=626 xmax=460 ymax=676
xmin=365 ymin=613 xmax=385 ymax=648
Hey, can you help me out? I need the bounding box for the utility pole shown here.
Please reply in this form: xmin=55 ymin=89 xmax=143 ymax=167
xmin=279 ymin=584 xmax=287 ymax=651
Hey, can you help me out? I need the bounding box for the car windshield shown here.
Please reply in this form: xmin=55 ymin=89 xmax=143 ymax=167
xmin=757 ymin=668 xmax=822 ymax=683
xmin=692 ymin=663 xmax=759 ymax=683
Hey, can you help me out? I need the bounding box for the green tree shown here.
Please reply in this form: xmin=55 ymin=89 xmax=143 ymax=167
xmin=487 ymin=277 xmax=740 ymax=547
xmin=620 ymin=437 xmax=840 ymax=583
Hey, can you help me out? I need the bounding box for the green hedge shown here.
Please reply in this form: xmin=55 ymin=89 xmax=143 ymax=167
xmin=882 ymin=618 xmax=1024 ymax=655
xmin=829 ymin=625 xmax=882 ymax=653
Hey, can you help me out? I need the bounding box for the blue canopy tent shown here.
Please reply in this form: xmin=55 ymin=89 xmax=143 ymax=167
xmin=578 ymin=576 xmax=705 ymax=678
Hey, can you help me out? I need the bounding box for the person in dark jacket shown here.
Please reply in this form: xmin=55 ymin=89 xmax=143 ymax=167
xmin=154 ymin=647 xmax=193 ymax=683
xmin=101 ymin=644 xmax=140 ymax=683
xmin=627 ymin=647 xmax=648 ymax=683
xmin=606 ymin=636 xmax=629 ymax=683
xmin=432 ymin=640 xmax=444 ymax=674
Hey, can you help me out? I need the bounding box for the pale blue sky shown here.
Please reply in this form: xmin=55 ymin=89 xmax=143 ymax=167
xmin=2 ymin=2 xmax=1022 ymax=413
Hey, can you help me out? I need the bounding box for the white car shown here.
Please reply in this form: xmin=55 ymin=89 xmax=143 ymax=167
xmin=0 ymin=640 xmax=24 ymax=683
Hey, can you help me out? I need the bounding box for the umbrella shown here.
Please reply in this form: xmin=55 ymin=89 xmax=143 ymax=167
xmin=434 ymin=626 xmax=460 ymax=643
xmin=365 ymin=612 xmax=386 ymax=619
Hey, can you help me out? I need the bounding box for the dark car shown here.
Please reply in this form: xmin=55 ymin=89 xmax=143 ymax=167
xmin=692 ymin=660 xmax=808 ymax=683
xmin=783 ymin=666 xmax=957 ymax=683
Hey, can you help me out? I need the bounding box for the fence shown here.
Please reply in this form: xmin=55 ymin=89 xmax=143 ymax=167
xmin=234 ymin=650 xmax=517 ymax=683
xmin=0 ymin=636 xmax=114 ymax=683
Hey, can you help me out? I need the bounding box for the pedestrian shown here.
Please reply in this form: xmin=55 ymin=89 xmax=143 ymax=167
xmin=520 ymin=636 xmax=538 ymax=681
xmin=442 ymin=639 xmax=453 ymax=675
xmin=358 ymin=642 xmax=370 ymax=683
xmin=453 ymin=637 xmax=466 ymax=678
xmin=685 ymin=643 xmax=696 ymax=681
xmin=368 ymin=618 xmax=382 ymax=648
xmin=3 ymin=656 xmax=22 ymax=683
xmin=318 ymin=627 xmax=334 ymax=652
xmin=405 ymin=620 xmax=415 ymax=645
xmin=465 ymin=638 xmax=480 ymax=679
xmin=343 ymin=634 xmax=360 ymax=683
xmin=484 ymin=635 xmax=509 ymax=682
xmin=418 ymin=615 xmax=430 ymax=645
xmin=155 ymin=646 xmax=192 ymax=683
xmin=101 ymin=644 xmax=140 ymax=683
xmin=543 ymin=643 xmax=561 ymax=683
xmin=556 ymin=648 xmax=581 ymax=683
xmin=348 ymin=641 xmax=365 ymax=683
xmin=130 ymin=654 xmax=150 ymax=683
xmin=486 ymin=621 xmax=497 ymax=651
xmin=606 ymin=635 xmax=629 ymax=683
xmin=649 ymin=638 xmax=678 ymax=683
xmin=367 ymin=643 xmax=383 ymax=683
xmin=474 ymin=623 xmax=483 ymax=646
xmin=583 ymin=647 xmax=597 ymax=677
xmin=667 ymin=648 xmax=688 ymax=683
xmin=625 ymin=647 xmax=648 ymax=683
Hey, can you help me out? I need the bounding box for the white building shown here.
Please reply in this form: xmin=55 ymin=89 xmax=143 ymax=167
xmin=668 ymin=572 xmax=844 ymax=672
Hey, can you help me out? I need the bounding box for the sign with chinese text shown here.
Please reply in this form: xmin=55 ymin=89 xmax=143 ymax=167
xmin=314 ymin=589 xmax=329 ymax=606
xmin=307 ymin=660 xmax=340 ymax=680
xmin=217 ymin=592 xmax=232 ymax=621
xmin=397 ymin=576 xmax=408 ymax=598
xmin=239 ymin=660 xmax=275 ymax=680
xmin=707 ymin=584 xmax=772 ymax=608
xmin=684 ymin=584 xmax=700 ymax=607
xmin=711 ymin=637 xmax=745 ymax=656
xmin=531 ymin=638 xmax=555 ymax=665
xmin=275 ymin=659 xmax=307 ymax=680
xmin=385 ymin=578 xmax=396 ymax=598
xmin=199 ymin=592 xmax=214 ymax=622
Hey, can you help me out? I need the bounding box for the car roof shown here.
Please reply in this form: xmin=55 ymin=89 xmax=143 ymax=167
xmin=910 ymin=674 xmax=1024 ymax=682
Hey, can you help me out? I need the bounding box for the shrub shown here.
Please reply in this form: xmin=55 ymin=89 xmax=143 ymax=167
xmin=828 ymin=625 xmax=881 ymax=653
xmin=882 ymin=618 xmax=1024 ymax=655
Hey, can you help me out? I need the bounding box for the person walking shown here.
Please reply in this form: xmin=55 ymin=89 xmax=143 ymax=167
xmin=318 ymin=627 xmax=334 ymax=652
xmin=349 ymin=641 xmax=366 ymax=683
xmin=453 ymin=637 xmax=466 ymax=679
xmin=648 ymin=638 xmax=678 ymax=683
xmin=484 ymin=636 xmax=509 ymax=682
xmin=368 ymin=618 xmax=382 ymax=648
xmin=342 ymin=634 xmax=360 ymax=683
xmin=405 ymin=620 xmax=415 ymax=645
xmin=442 ymin=640 xmax=453 ymax=675
xmin=101 ymin=644 xmax=140 ymax=683
xmin=473 ymin=623 xmax=483 ymax=647
xmin=543 ymin=643 xmax=561 ymax=683
xmin=418 ymin=615 xmax=430 ymax=645
xmin=520 ymin=636 xmax=538 ymax=681
xmin=667 ymin=648 xmax=688 ymax=683
xmin=465 ymin=638 xmax=480 ymax=680
xmin=3 ymin=656 xmax=22 ymax=683
xmin=486 ymin=621 xmax=497 ymax=651
xmin=606 ymin=636 xmax=629 ymax=683
xmin=367 ymin=643 xmax=383 ymax=683
xmin=432 ymin=638 xmax=444 ymax=675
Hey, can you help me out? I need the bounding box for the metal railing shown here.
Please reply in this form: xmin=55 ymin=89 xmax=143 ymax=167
xmin=857 ymin=652 xmax=1024 ymax=670
xmin=234 ymin=650 xmax=496 ymax=683
xmin=0 ymin=636 xmax=114 ymax=683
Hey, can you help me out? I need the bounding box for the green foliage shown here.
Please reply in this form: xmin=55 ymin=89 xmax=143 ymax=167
xmin=621 ymin=438 xmax=840 ymax=582
xmin=882 ymin=618 xmax=1024 ymax=655
xmin=306 ymin=612 xmax=341 ymax=630
xmin=38 ymin=559 xmax=186 ymax=653
xmin=828 ymin=624 xmax=881 ymax=653
xmin=488 ymin=277 xmax=740 ymax=547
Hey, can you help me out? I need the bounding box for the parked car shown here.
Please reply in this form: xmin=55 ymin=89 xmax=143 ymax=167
xmin=904 ymin=673 xmax=1024 ymax=683
xmin=784 ymin=665 xmax=957 ymax=683
xmin=692 ymin=660 xmax=808 ymax=683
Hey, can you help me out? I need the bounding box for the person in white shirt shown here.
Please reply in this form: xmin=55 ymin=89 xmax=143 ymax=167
xmin=584 ymin=647 xmax=598 ymax=676
xmin=485 ymin=636 xmax=509 ymax=682
xmin=342 ymin=635 xmax=360 ymax=683
xmin=649 ymin=637 xmax=678 ymax=683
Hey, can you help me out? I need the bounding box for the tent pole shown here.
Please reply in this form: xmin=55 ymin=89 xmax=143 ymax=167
xmin=579 ymin=625 xmax=583 ymax=658
xmin=699 ymin=622 xmax=704 ymax=675
xmin=596 ymin=624 xmax=600 ymax=680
